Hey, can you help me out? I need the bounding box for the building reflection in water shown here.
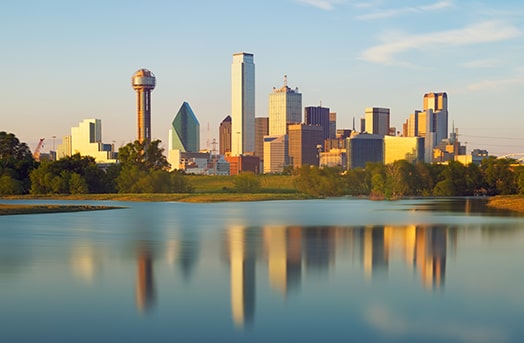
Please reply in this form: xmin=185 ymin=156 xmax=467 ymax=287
xmin=414 ymin=226 xmax=447 ymax=290
xmin=263 ymin=226 xmax=302 ymax=296
xmin=136 ymin=242 xmax=155 ymax=313
xmin=227 ymin=226 xmax=256 ymax=328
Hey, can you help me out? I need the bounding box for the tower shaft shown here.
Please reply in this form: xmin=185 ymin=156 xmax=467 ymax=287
xmin=136 ymin=89 xmax=152 ymax=143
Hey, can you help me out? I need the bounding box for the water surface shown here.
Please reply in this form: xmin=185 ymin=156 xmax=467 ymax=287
xmin=0 ymin=198 xmax=523 ymax=342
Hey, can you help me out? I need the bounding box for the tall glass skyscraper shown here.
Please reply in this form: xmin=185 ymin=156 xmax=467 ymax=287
xmin=231 ymin=53 xmax=255 ymax=156
xmin=169 ymin=102 xmax=200 ymax=152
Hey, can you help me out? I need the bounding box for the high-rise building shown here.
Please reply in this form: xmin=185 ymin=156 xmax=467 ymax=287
xmin=304 ymin=106 xmax=330 ymax=142
xmin=131 ymin=69 xmax=156 ymax=143
xmin=268 ymin=76 xmax=302 ymax=136
xmin=255 ymin=117 xmax=269 ymax=159
xmin=329 ymin=112 xmax=337 ymax=139
xmin=263 ymin=135 xmax=288 ymax=174
xmin=423 ymin=92 xmax=448 ymax=144
xmin=364 ymin=107 xmax=390 ymax=136
xmin=168 ymin=102 xmax=200 ymax=152
xmin=231 ymin=53 xmax=255 ymax=156
xmin=288 ymin=124 xmax=323 ymax=168
xmin=346 ymin=133 xmax=384 ymax=169
xmin=65 ymin=119 xmax=115 ymax=163
xmin=219 ymin=115 xmax=232 ymax=155
xmin=383 ymin=136 xmax=424 ymax=164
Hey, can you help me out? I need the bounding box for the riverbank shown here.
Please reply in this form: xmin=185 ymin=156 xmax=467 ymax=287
xmin=0 ymin=192 xmax=313 ymax=203
xmin=0 ymin=203 xmax=123 ymax=216
xmin=487 ymin=195 xmax=524 ymax=213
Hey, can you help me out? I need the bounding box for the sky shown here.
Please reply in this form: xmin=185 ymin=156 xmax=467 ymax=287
xmin=2 ymin=0 xmax=524 ymax=157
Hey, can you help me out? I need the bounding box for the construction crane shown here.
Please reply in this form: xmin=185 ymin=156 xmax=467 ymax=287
xmin=33 ymin=138 xmax=45 ymax=161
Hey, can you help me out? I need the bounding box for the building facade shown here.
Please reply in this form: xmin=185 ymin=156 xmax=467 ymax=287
xmin=329 ymin=112 xmax=337 ymax=139
xmin=288 ymin=124 xmax=323 ymax=168
xmin=169 ymin=102 xmax=200 ymax=152
xmin=268 ymin=78 xmax=302 ymax=136
xmin=255 ymin=117 xmax=269 ymax=159
xmin=231 ymin=52 xmax=255 ymax=155
xmin=304 ymin=106 xmax=330 ymax=142
xmin=346 ymin=133 xmax=384 ymax=169
xmin=383 ymin=136 xmax=424 ymax=164
xmin=68 ymin=119 xmax=115 ymax=163
xmin=364 ymin=107 xmax=390 ymax=136
xmin=219 ymin=115 xmax=232 ymax=155
xmin=263 ymin=135 xmax=288 ymax=174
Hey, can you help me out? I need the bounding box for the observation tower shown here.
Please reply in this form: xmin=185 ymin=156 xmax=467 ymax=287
xmin=132 ymin=69 xmax=156 ymax=143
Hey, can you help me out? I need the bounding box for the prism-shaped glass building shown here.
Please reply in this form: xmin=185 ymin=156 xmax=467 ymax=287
xmin=169 ymin=102 xmax=200 ymax=152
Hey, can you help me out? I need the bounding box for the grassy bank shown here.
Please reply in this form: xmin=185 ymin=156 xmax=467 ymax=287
xmin=487 ymin=195 xmax=524 ymax=213
xmin=0 ymin=203 xmax=123 ymax=216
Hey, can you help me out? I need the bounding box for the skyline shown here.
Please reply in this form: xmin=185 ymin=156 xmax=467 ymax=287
xmin=2 ymin=0 xmax=524 ymax=157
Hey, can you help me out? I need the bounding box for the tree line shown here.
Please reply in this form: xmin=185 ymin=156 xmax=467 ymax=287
xmin=294 ymin=159 xmax=524 ymax=198
xmin=0 ymin=132 xmax=192 ymax=195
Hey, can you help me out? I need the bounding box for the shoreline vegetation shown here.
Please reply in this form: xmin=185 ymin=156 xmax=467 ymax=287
xmin=1 ymin=194 xmax=523 ymax=216
xmin=0 ymin=203 xmax=123 ymax=216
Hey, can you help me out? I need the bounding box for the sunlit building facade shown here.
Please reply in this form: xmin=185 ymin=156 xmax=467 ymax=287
xmin=263 ymin=135 xmax=288 ymax=174
xmin=231 ymin=52 xmax=255 ymax=155
xmin=69 ymin=119 xmax=115 ymax=163
xmin=364 ymin=107 xmax=390 ymax=136
xmin=384 ymin=136 xmax=424 ymax=164
xmin=268 ymin=78 xmax=302 ymax=136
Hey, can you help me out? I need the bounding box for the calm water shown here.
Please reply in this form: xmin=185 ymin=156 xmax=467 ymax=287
xmin=0 ymin=198 xmax=523 ymax=342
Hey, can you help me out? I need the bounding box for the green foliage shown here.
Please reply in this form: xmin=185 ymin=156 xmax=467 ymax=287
xmin=346 ymin=167 xmax=370 ymax=196
xmin=433 ymin=180 xmax=455 ymax=196
xmin=0 ymin=131 xmax=36 ymax=194
xmin=233 ymin=172 xmax=261 ymax=193
xmin=294 ymin=166 xmax=346 ymax=197
xmin=69 ymin=173 xmax=89 ymax=194
xmin=29 ymin=154 xmax=112 ymax=194
xmin=517 ymin=168 xmax=524 ymax=195
xmin=0 ymin=175 xmax=24 ymax=195
xmin=480 ymin=156 xmax=517 ymax=195
xmin=116 ymin=167 xmax=193 ymax=193
xmin=118 ymin=140 xmax=170 ymax=171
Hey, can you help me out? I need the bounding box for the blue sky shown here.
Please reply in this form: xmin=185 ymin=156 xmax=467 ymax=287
xmin=2 ymin=0 xmax=524 ymax=156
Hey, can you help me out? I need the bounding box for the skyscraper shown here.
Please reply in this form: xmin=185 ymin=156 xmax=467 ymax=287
xmin=364 ymin=107 xmax=390 ymax=136
xmin=131 ymin=69 xmax=156 ymax=143
xmin=288 ymin=124 xmax=323 ymax=168
xmin=219 ymin=115 xmax=232 ymax=155
xmin=255 ymin=117 xmax=269 ymax=159
xmin=269 ymin=76 xmax=302 ymax=136
xmin=329 ymin=112 xmax=337 ymax=139
xmin=231 ymin=53 xmax=255 ymax=156
xmin=423 ymin=92 xmax=448 ymax=144
xmin=304 ymin=106 xmax=330 ymax=142
xmin=168 ymin=102 xmax=200 ymax=152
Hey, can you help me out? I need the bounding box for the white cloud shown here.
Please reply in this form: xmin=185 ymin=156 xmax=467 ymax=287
xmin=467 ymin=76 xmax=524 ymax=91
xmin=360 ymin=21 xmax=521 ymax=65
xmin=357 ymin=0 xmax=452 ymax=20
xmin=460 ymin=59 xmax=499 ymax=69
xmin=296 ymin=0 xmax=346 ymax=10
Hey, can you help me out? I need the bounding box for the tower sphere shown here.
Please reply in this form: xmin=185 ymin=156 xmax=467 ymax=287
xmin=132 ymin=68 xmax=156 ymax=90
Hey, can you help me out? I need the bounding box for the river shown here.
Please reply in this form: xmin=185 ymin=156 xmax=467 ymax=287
xmin=0 ymin=197 xmax=523 ymax=342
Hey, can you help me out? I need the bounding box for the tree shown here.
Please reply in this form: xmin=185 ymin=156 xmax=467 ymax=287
xmin=0 ymin=131 xmax=36 ymax=194
xmin=481 ymin=156 xmax=517 ymax=195
xmin=118 ymin=140 xmax=170 ymax=171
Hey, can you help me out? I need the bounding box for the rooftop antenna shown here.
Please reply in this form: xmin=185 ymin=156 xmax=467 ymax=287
xmin=283 ymin=74 xmax=288 ymax=87
xmin=352 ymin=117 xmax=355 ymax=131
